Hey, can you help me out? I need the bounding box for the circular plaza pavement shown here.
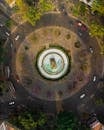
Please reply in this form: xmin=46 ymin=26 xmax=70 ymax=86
xmin=15 ymin=25 xmax=93 ymax=101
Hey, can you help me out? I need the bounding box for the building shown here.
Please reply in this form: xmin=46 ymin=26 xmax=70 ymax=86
xmin=79 ymin=0 xmax=94 ymax=6
xmin=6 ymin=0 xmax=16 ymax=8
xmin=0 ymin=121 xmax=20 ymax=130
xmin=90 ymin=121 xmax=104 ymax=130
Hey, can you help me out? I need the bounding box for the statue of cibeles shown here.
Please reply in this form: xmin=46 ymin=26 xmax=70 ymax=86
xmin=50 ymin=57 xmax=57 ymax=69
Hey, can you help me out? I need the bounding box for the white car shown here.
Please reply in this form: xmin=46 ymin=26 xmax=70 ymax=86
xmin=5 ymin=66 xmax=10 ymax=78
xmin=93 ymin=76 xmax=96 ymax=82
xmin=77 ymin=22 xmax=82 ymax=27
xmin=89 ymin=47 xmax=94 ymax=53
xmin=10 ymin=43 xmax=13 ymax=48
xmin=5 ymin=32 xmax=10 ymax=36
xmin=80 ymin=93 xmax=85 ymax=99
xmin=15 ymin=35 xmax=20 ymax=41
xmin=9 ymin=101 xmax=15 ymax=105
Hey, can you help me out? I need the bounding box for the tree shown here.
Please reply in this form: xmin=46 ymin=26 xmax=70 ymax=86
xmin=55 ymin=111 xmax=89 ymax=130
xmin=24 ymin=7 xmax=42 ymax=25
xmin=89 ymin=22 xmax=104 ymax=37
xmin=15 ymin=0 xmax=54 ymax=25
xmin=92 ymin=0 xmax=104 ymax=15
xmin=38 ymin=0 xmax=54 ymax=12
xmin=0 ymin=81 xmax=8 ymax=96
xmin=9 ymin=108 xmax=47 ymax=130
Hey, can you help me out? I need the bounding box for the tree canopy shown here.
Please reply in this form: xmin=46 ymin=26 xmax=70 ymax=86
xmin=55 ymin=111 xmax=89 ymax=130
xmin=9 ymin=108 xmax=47 ymax=130
xmin=15 ymin=0 xmax=54 ymax=25
xmin=92 ymin=0 xmax=104 ymax=15
xmin=89 ymin=22 xmax=104 ymax=37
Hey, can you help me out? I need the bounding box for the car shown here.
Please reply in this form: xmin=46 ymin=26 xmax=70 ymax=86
xmin=89 ymin=47 xmax=94 ymax=53
xmin=77 ymin=22 xmax=82 ymax=27
xmin=76 ymin=21 xmax=87 ymax=31
xmin=15 ymin=35 xmax=20 ymax=41
xmin=80 ymin=93 xmax=85 ymax=99
xmin=93 ymin=76 xmax=96 ymax=82
xmin=5 ymin=66 xmax=10 ymax=79
xmin=9 ymin=101 xmax=15 ymax=105
xmin=10 ymin=43 xmax=13 ymax=48
xmin=78 ymin=31 xmax=82 ymax=36
xmin=5 ymin=32 xmax=10 ymax=36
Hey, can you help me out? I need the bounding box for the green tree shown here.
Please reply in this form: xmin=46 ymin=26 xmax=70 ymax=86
xmin=92 ymin=0 xmax=104 ymax=15
xmin=9 ymin=108 xmax=47 ymax=130
xmin=24 ymin=7 xmax=42 ymax=25
xmin=89 ymin=22 xmax=104 ymax=37
xmin=38 ymin=0 xmax=54 ymax=12
xmin=55 ymin=111 xmax=89 ymax=130
xmin=15 ymin=0 xmax=54 ymax=25
xmin=0 ymin=81 xmax=8 ymax=96
xmin=5 ymin=19 xmax=13 ymax=28
xmin=89 ymin=22 xmax=104 ymax=54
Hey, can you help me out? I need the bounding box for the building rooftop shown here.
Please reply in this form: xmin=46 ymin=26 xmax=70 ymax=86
xmin=0 ymin=122 xmax=20 ymax=130
xmin=79 ymin=0 xmax=94 ymax=6
xmin=91 ymin=121 xmax=104 ymax=130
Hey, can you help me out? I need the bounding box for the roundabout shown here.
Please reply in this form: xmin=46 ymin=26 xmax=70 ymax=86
xmin=15 ymin=25 xmax=93 ymax=101
xmin=0 ymin=1 xmax=104 ymax=127
xmin=6 ymin=9 xmax=102 ymax=103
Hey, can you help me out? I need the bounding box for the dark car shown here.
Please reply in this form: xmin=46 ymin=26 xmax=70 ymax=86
xmin=76 ymin=21 xmax=87 ymax=31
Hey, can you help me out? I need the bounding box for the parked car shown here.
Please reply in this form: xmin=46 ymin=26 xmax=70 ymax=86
xmin=10 ymin=43 xmax=13 ymax=48
xmin=80 ymin=93 xmax=86 ymax=99
xmin=15 ymin=35 xmax=20 ymax=41
xmin=9 ymin=101 xmax=15 ymax=105
xmin=89 ymin=47 xmax=94 ymax=53
xmin=5 ymin=32 xmax=10 ymax=36
xmin=93 ymin=76 xmax=96 ymax=82
xmin=5 ymin=66 xmax=10 ymax=79
xmin=76 ymin=21 xmax=87 ymax=31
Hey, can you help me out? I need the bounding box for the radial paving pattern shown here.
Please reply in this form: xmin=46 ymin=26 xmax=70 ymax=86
xmin=15 ymin=26 xmax=93 ymax=101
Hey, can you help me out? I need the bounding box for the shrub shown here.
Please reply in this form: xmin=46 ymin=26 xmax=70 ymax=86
xmin=66 ymin=33 xmax=71 ymax=39
xmin=74 ymin=41 xmax=81 ymax=48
